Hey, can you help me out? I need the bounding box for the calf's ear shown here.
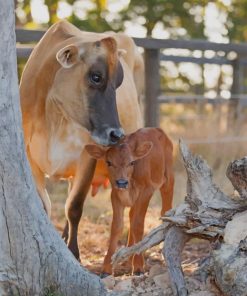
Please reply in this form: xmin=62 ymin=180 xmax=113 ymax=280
xmin=85 ymin=144 xmax=106 ymax=159
xmin=132 ymin=141 xmax=153 ymax=160
xmin=56 ymin=44 xmax=84 ymax=68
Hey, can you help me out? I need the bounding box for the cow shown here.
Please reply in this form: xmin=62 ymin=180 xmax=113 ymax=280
xmin=85 ymin=127 xmax=174 ymax=276
xmin=19 ymin=20 xmax=143 ymax=260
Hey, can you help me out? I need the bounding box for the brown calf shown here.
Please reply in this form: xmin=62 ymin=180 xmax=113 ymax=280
xmin=86 ymin=127 xmax=174 ymax=276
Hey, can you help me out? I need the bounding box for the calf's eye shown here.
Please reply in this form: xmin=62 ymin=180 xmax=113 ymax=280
xmin=129 ymin=161 xmax=135 ymax=166
xmin=106 ymin=160 xmax=112 ymax=167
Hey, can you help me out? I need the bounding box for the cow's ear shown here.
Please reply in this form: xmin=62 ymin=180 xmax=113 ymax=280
xmin=56 ymin=44 xmax=84 ymax=68
xmin=118 ymin=49 xmax=127 ymax=57
xmin=132 ymin=141 xmax=153 ymax=160
xmin=85 ymin=144 xmax=106 ymax=159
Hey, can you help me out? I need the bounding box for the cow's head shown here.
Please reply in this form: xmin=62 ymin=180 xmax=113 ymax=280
xmin=54 ymin=37 xmax=125 ymax=145
xmin=85 ymin=141 xmax=153 ymax=190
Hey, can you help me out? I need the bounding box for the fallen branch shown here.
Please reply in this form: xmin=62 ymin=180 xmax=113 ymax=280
xmin=112 ymin=223 xmax=170 ymax=266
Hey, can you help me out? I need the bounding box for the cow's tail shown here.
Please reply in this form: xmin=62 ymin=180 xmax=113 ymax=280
xmin=133 ymin=47 xmax=145 ymax=104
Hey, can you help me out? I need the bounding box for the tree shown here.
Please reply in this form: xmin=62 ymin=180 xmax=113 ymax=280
xmin=226 ymin=0 xmax=247 ymax=42
xmin=120 ymin=0 xmax=206 ymax=38
xmin=15 ymin=0 xmax=121 ymax=31
xmin=0 ymin=2 xmax=118 ymax=295
xmin=68 ymin=0 xmax=116 ymax=33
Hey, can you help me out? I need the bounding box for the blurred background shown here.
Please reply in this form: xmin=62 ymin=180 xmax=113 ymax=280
xmin=15 ymin=0 xmax=247 ymax=272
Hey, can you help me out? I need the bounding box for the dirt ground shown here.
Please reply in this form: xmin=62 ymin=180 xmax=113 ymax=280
xmin=49 ymin=180 xmax=223 ymax=295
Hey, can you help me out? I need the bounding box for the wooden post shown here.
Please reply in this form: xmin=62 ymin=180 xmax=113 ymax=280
xmin=144 ymin=48 xmax=160 ymax=127
xmin=228 ymin=56 xmax=245 ymax=129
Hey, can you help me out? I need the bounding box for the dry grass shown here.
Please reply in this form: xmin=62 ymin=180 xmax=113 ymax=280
xmin=160 ymin=102 xmax=247 ymax=204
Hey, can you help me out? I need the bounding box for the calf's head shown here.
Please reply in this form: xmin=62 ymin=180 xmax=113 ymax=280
xmin=85 ymin=141 xmax=153 ymax=190
xmin=53 ymin=36 xmax=124 ymax=145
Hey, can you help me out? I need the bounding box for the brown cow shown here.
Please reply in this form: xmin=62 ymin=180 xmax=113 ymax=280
xmin=20 ymin=20 xmax=143 ymax=259
xmin=86 ymin=127 xmax=174 ymax=276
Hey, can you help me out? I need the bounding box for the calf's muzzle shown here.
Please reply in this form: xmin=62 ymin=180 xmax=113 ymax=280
xmin=116 ymin=179 xmax=129 ymax=189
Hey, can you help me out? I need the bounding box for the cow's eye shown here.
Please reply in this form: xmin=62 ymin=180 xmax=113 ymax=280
xmin=106 ymin=160 xmax=112 ymax=167
xmin=129 ymin=161 xmax=135 ymax=166
xmin=90 ymin=72 xmax=102 ymax=85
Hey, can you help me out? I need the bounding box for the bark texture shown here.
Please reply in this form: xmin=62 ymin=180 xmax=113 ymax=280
xmin=112 ymin=140 xmax=247 ymax=296
xmin=0 ymin=2 xmax=117 ymax=296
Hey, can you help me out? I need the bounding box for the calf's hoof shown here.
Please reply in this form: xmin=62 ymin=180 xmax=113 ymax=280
xmin=133 ymin=271 xmax=144 ymax=276
xmin=100 ymin=272 xmax=111 ymax=278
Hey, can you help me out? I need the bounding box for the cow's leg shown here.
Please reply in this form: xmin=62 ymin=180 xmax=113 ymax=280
xmin=102 ymin=190 xmax=124 ymax=276
xmin=65 ymin=151 xmax=96 ymax=260
xmin=62 ymin=179 xmax=73 ymax=243
xmin=130 ymin=190 xmax=153 ymax=275
xmin=28 ymin=154 xmax=51 ymax=218
xmin=160 ymin=172 xmax=174 ymax=216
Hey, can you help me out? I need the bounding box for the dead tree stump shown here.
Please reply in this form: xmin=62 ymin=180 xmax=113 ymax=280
xmin=112 ymin=140 xmax=247 ymax=296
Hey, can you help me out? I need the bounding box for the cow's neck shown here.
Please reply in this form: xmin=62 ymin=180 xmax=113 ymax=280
xmin=44 ymin=96 xmax=90 ymax=176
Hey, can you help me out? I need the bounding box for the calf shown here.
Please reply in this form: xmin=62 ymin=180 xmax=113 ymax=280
xmin=85 ymin=127 xmax=174 ymax=276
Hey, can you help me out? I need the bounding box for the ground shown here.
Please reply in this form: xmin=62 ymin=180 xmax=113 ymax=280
xmin=49 ymin=180 xmax=223 ymax=295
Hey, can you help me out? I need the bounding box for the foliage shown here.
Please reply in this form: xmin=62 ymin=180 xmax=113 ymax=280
xmin=226 ymin=0 xmax=247 ymax=42
xmin=15 ymin=0 xmax=122 ymax=31
xmin=15 ymin=0 xmax=247 ymax=95
xmin=15 ymin=0 xmax=247 ymax=41
xmin=67 ymin=2 xmax=122 ymax=33
xmin=43 ymin=286 xmax=63 ymax=296
xmin=121 ymin=0 xmax=206 ymax=38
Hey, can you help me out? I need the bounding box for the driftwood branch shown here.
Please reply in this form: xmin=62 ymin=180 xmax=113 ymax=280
xmin=226 ymin=157 xmax=247 ymax=199
xmin=112 ymin=139 xmax=247 ymax=296
xmin=112 ymin=223 xmax=170 ymax=266
xmin=162 ymin=226 xmax=190 ymax=296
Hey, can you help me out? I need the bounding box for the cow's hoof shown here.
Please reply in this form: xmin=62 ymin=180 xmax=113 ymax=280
xmin=100 ymin=272 xmax=111 ymax=278
xmin=133 ymin=271 xmax=144 ymax=276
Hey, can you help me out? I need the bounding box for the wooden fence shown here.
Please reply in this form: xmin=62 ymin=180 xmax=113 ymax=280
xmin=16 ymin=28 xmax=247 ymax=127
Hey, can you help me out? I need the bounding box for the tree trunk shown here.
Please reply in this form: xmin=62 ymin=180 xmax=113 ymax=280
xmin=0 ymin=2 xmax=122 ymax=296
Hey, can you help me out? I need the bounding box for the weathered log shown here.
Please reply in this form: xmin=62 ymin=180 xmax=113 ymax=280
xmin=226 ymin=157 xmax=247 ymax=200
xmin=211 ymin=157 xmax=247 ymax=296
xmin=112 ymin=140 xmax=247 ymax=296
xmin=213 ymin=235 xmax=247 ymax=296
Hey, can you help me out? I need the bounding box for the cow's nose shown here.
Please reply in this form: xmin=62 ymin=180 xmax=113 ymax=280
xmin=116 ymin=179 xmax=128 ymax=189
xmin=109 ymin=128 xmax=124 ymax=144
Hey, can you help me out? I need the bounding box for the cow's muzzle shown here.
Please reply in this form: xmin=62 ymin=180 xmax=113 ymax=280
xmin=108 ymin=128 xmax=124 ymax=145
xmin=91 ymin=127 xmax=124 ymax=146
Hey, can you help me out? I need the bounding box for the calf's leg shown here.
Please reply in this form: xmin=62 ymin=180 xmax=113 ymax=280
xmin=126 ymin=210 xmax=135 ymax=270
xmin=160 ymin=172 xmax=174 ymax=216
xmin=102 ymin=190 xmax=124 ymax=276
xmin=129 ymin=189 xmax=153 ymax=275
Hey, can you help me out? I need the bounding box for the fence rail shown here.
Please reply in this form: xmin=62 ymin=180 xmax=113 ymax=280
xmin=158 ymin=95 xmax=247 ymax=105
xmin=16 ymin=28 xmax=247 ymax=128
